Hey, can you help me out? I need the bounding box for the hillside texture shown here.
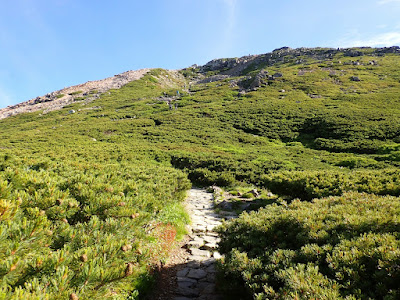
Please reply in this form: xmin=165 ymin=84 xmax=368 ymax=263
xmin=0 ymin=46 xmax=400 ymax=299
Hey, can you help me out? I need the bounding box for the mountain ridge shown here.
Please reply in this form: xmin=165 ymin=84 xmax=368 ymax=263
xmin=0 ymin=69 xmax=150 ymax=119
xmin=2 ymin=45 xmax=399 ymax=120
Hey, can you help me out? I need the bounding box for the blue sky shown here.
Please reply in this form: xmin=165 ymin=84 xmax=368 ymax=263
xmin=1 ymin=0 xmax=400 ymax=108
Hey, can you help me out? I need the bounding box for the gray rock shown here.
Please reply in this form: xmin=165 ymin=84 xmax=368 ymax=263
xmin=188 ymin=239 xmax=204 ymax=248
xmin=187 ymin=268 xmax=207 ymax=279
xmin=217 ymin=200 xmax=233 ymax=210
xmin=206 ymin=272 xmax=216 ymax=282
xmin=203 ymin=242 xmax=217 ymax=250
xmin=176 ymin=285 xmax=199 ymax=297
xmin=177 ymin=277 xmax=197 ymax=285
xmin=203 ymin=235 xmax=220 ymax=244
xmin=248 ymin=189 xmax=259 ymax=197
xmin=190 ymin=248 xmax=211 ymax=257
xmin=198 ymin=282 xmax=216 ymax=294
xmin=201 ymin=258 xmax=216 ymax=267
xmin=186 ymin=260 xmax=201 ymax=268
xmin=350 ymin=76 xmax=361 ymax=81
xmin=190 ymin=255 xmax=209 ymax=262
xmin=213 ymin=252 xmax=222 ymax=259
xmin=177 ymin=268 xmax=190 ymax=277
xmin=206 ymin=224 xmax=218 ymax=231
xmin=207 ymin=264 xmax=216 ymax=273
xmin=193 ymin=225 xmax=207 ymax=233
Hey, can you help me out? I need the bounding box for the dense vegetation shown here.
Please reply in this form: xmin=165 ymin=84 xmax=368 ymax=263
xmin=0 ymin=155 xmax=190 ymax=299
xmin=217 ymin=193 xmax=400 ymax=299
xmin=0 ymin=46 xmax=400 ymax=298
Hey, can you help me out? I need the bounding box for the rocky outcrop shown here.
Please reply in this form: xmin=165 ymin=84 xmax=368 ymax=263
xmin=197 ymin=75 xmax=230 ymax=84
xmin=0 ymin=69 xmax=150 ymax=120
xmin=195 ymin=46 xmax=400 ymax=79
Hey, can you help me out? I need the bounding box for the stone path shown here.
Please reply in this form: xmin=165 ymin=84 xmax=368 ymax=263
xmin=172 ymin=189 xmax=237 ymax=300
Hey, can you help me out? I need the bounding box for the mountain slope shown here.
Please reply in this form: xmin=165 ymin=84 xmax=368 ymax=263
xmin=0 ymin=69 xmax=150 ymax=119
xmin=0 ymin=46 xmax=400 ymax=299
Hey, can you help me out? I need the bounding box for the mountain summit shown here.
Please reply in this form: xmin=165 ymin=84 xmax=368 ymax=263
xmin=2 ymin=46 xmax=399 ymax=120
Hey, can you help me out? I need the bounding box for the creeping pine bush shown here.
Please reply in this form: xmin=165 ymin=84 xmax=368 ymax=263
xmin=260 ymin=169 xmax=400 ymax=200
xmin=0 ymin=156 xmax=190 ymax=299
xmin=217 ymin=192 xmax=400 ymax=299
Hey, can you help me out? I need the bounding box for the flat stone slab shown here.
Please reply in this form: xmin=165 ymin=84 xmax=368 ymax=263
xmin=213 ymin=252 xmax=222 ymax=259
xmin=193 ymin=226 xmax=207 ymax=233
xmin=203 ymin=242 xmax=217 ymax=250
xmin=206 ymin=264 xmax=216 ymax=273
xmin=177 ymin=285 xmax=199 ymax=297
xmin=186 ymin=260 xmax=201 ymax=268
xmin=206 ymin=224 xmax=218 ymax=231
xmin=188 ymin=238 xmax=204 ymax=248
xmin=177 ymin=268 xmax=190 ymax=277
xmin=190 ymin=255 xmax=209 ymax=262
xmin=201 ymin=258 xmax=216 ymax=267
xmin=187 ymin=268 xmax=207 ymax=279
xmin=190 ymin=248 xmax=211 ymax=257
xmin=177 ymin=277 xmax=197 ymax=285
xmin=203 ymin=235 xmax=220 ymax=244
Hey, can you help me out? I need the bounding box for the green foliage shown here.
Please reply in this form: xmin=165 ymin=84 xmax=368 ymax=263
xmin=1 ymin=47 xmax=400 ymax=298
xmin=0 ymin=156 xmax=190 ymax=299
xmin=260 ymin=169 xmax=400 ymax=200
xmin=69 ymin=91 xmax=83 ymax=96
xmin=217 ymin=192 xmax=400 ymax=299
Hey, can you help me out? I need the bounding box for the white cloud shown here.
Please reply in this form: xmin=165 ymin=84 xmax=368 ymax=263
xmin=335 ymin=32 xmax=400 ymax=48
xmin=222 ymin=0 xmax=237 ymax=34
xmin=217 ymin=0 xmax=237 ymax=53
xmin=377 ymin=0 xmax=400 ymax=4
xmin=0 ymin=86 xmax=15 ymax=109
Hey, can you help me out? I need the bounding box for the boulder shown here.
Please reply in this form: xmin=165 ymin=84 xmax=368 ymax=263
xmin=248 ymin=189 xmax=259 ymax=197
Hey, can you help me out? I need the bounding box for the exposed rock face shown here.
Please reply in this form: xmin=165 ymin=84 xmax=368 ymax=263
xmin=194 ymin=46 xmax=400 ymax=79
xmin=0 ymin=69 xmax=150 ymax=120
xmin=350 ymin=76 xmax=361 ymax=81
xmin=197 ymin=75 xmax=230 ymax=84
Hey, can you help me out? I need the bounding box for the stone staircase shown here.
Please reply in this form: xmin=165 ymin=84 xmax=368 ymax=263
xmin=173 ymin=189 xmax=237 ymax=300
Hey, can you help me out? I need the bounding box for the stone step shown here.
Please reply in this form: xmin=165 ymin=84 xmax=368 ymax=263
xmin=172 ymin=189 xmax=236 ymax=300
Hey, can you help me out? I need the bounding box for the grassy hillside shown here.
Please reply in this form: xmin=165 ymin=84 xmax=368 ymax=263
xmin=0 ymin=47 xmax=400 ymax=299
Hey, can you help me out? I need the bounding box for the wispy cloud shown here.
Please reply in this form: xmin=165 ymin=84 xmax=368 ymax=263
xmin=377 ymin=0 xmax=400 ymax=4
xmin=217 ymin=0 xmax=237 ymax=53
xmin=222 ymin=0 xmax=237 ymax=29
xmin=334 ymin=31 xmax=400 ymax=48
xmin=0 ymin=86 xmax=14 ymax=109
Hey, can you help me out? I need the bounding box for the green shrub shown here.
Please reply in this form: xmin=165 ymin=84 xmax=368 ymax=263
xmin=217 ymin=192 xmax=400 ymax=299
xmin=259 ymin=169 xmax=400 ymax=200
xmin=0 ymin=156 xmax=190 ymax=299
